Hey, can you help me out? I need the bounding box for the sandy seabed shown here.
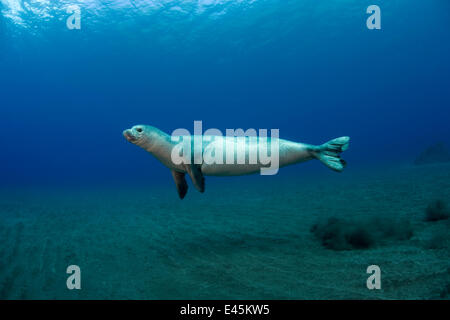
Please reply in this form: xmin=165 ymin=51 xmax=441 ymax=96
xmin=0 ymin=163 xmax=449 ymax=299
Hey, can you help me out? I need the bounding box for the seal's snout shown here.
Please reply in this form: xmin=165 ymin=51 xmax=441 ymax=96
xmin=123 ymin=129 xmax=137 ymax=143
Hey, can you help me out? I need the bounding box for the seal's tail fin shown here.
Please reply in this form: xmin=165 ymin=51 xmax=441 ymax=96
xmin=314 ymin=136 xmax=350 ymax=172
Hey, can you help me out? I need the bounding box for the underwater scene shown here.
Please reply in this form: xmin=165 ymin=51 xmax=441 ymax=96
xmin=0 ymin=0 xmax=449 ymax=300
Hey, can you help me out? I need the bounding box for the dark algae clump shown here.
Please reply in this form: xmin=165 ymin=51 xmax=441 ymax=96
xmin=425 ymin=200 xmax=449 ymax=222
xmin=311 ymin=216 xmax=413 ymax=251
xmin=346 ymin=227 xmax=374 ymax=249
xmin=310 ymin=217 xmax=373 ymax=250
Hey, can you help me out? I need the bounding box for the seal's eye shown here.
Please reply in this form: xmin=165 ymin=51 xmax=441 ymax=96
xmin=136 ymin=127 xmax=143 ymax=133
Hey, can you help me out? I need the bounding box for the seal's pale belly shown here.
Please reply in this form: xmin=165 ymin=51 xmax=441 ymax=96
xmin=201 ymin=163 xmax=265 ymax=176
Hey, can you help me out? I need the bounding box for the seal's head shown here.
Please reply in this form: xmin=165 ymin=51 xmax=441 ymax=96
xmin=123 ymin=124 xmax=169 ymax=153
xmin=123 ymin=125 xmax=148 ymax=146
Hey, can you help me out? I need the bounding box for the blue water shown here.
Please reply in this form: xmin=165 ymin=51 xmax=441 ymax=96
xmin=0 ymin=1 xmax=449 ymax=299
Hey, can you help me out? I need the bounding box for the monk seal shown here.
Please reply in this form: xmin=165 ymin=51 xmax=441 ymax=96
xmin=123 ymin=125 xmax=349 ymax=199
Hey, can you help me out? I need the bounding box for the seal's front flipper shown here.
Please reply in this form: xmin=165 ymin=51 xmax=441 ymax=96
xmin=171 ymin=170 xmax=188 ymax=199
xmin=314 ymin=136 xmax=350 ymax=172
xmin=185 ymin=164 xmax=205 ymax=193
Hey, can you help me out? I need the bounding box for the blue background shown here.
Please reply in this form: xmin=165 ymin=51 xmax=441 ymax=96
xmin=1 ymin=0 xmax=449 ymax=187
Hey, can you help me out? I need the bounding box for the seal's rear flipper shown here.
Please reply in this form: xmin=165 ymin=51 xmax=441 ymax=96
xmin=315 ymin=136 xmax=350 ymax=172
xmin=185 ymin=164 xmax=205 ymax=193
xmin=171 ymin=170 xmax=188 ymax=199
